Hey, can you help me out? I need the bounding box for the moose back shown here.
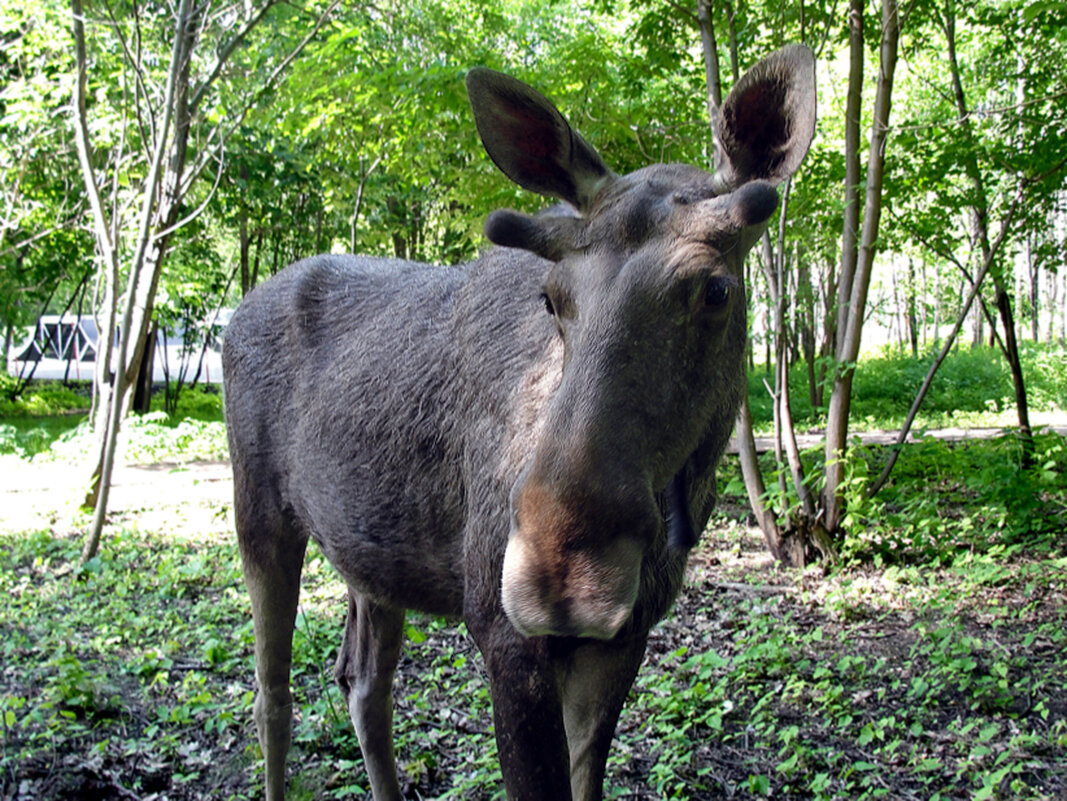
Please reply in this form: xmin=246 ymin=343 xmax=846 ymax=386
xmin=223 ymin=46 xmax=815 ymax=801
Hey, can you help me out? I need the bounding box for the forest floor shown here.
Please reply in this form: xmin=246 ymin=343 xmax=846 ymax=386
xmin=2 ymin=421 xmax=1066 ymax=800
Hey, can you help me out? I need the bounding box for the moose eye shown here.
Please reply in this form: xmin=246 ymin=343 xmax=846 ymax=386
xmin=704 ymin=277 xmax=732 ymax=309
xmin=540 ymin=292 xmax=556 ymax=316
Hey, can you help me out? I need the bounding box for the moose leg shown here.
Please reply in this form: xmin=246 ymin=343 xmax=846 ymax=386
xmin=238 ymin=525 xmax=308 ymax=801
xmin=562 ymin=634 xmax=649 ymax=801
xmin=476 ymin=621 xmax=573 ymax=800
xmin=334 ymin=593 xmax=405 ymax=801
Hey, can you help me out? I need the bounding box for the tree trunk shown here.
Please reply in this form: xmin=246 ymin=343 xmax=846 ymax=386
xmin=131 ymin=320 xmax=157 ymax=415
xmin=798 ymin=252 xmax=818 ymax=409
xmin=941 ymin=0 xmax=1033 ymax=460
xmin=824 ymin=0 xmax=899 ymax=535
xmin=835 ymin=0 xmax=864 ymax=357
xmin=251 ymin=230 xmax=263 ymax=290
xmin=734 ymin=395 xmax=785 ymax=557
xmin=239 ymin=164 xmax=251 ymax=295
xmin=350 ymin=154 xmax=383 ymax=253
xmin=996 ymin=283 xmax=1034 ymax=459
xmin=907 ymin=257 xmax=919 ymax=357
xmin=697 ymin=0 xmax=723 ymax=163
xmin=1028 ymin=237 xmax=1039 ymax=342
xmin=1048 ymin=267 xmax=1059 ymax=344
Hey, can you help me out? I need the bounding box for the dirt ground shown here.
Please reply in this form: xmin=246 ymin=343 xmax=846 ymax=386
xmin=0 ymin=458 xmax=234 ymax=537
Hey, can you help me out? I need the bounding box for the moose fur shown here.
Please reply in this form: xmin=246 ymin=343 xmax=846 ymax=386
xmin=224 ymin=45 xmax=815 ymax=801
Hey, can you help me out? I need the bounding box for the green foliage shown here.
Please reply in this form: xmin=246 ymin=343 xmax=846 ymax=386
xmin=2 ymin=415 xmax=1066 ymax=798
xmin=0 ymin=2 xmax=90 ymax=332
xmin=0 ymin=376 xmax=89 ymax=416
xmin=0 ymin=381 xmax=226 ymax=461
xmin=836 ymin=433 xmax=1067 ymax=566
xmin=748 ymin=342 xmax=1066 ymax=432
xmin=148 ymin=384 xmax=224 ymax=422
xmin=617 ymin=562 xmax=1067 ymax=800
xmin=0 ymin=376 xmax=90 ymax=457
xmin=4 ymin=520 xmax=1064 ymax=800
xmin=117 ymin=414 xmax=230 ymax=464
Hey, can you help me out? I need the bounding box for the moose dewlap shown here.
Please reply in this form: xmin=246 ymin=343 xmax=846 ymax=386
xmin=224 ymin=45 xmax=815 ymax=801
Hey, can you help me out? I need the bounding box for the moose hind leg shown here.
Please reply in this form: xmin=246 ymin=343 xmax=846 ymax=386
xmin=334 ymin=593 xmax=405 ymax=801
xmin=239 ymin=525 xmax=308 ymax=801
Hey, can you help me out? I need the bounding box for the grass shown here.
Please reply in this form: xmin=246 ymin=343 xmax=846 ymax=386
xmin=746 ymin=341 xmax=1066 ymax=433
xmin=0 ymin=380 xmax=227 ymax=462
xmin=714 ymin=430 xmax=1067 ymax=568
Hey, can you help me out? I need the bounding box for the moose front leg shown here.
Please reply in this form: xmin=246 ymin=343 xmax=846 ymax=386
xmin=237 ymin=519 xmax=308 ymax=801
xmin=475 ymin=619 xmax=573 ymax=800
xmin=561 ymin=634 xmax=649 ymax=801
xmin=334 ymin=593 xmax=405 ymax=801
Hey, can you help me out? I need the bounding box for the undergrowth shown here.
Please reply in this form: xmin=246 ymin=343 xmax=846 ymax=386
xmin=0 ymin=379 xmax=224 ymax=460
xmin=746 ymin=341 xmax=1066 ymax=431
xmin=1 ymin=515 xmax=1064 ymax=799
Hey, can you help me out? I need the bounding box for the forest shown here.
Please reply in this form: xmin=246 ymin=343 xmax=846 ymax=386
xmin=1 ymin=0 xmax=1066 ymax=799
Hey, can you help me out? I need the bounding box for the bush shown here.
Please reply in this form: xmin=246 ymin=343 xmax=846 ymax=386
xmin=0 ymin=375 xmax=91 ymax=417
xmin=149 ymin=383 xmax=224 ymax=422
xmin=838 ymin=433 xmax=1067 ymax=566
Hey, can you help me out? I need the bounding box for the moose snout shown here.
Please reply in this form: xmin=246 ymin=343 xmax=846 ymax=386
xmin=501 ymin=473 xmax=656 ymax=640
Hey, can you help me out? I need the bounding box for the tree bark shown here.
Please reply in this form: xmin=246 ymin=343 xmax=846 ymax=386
xmin=835 ymin=0 xmax=864 ymax=357
xmin=697 ymin=0 xmax=723 ymax=166
xmin=239 ymin=163 xmax=251 ymax=294
xmin=131 ymin=320 xmax=158 ymax=415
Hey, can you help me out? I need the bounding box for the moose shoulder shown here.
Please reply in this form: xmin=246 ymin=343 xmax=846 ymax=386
xmin=224 ymin=45 xmax=815 ymax=801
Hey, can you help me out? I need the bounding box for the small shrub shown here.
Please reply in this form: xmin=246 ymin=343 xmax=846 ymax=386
xmin=150 ymin=384 xmax=224 ymax=422
xmin=0 ymin=376 xmax=91 ymax=416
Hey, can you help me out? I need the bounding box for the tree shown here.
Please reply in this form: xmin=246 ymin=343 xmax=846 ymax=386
xmin=821 ymin=0 xmax=901 ymax=536
xmin=72 ymin=0 xmax=338 ymax=561
xmin=863 ymin=0 xmax=1067 ymax=493
xmin=693 ymin=0 xmax=900 ymax=565
xmin=0 ymin=3 xmax=88 ymax=389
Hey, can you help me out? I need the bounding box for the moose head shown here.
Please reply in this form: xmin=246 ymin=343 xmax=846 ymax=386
xmin=464 ymin=47 xmax=816 ymax=641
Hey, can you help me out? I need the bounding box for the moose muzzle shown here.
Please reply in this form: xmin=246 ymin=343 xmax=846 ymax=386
xmin=501 ymin=469 xmax=658 ymax=640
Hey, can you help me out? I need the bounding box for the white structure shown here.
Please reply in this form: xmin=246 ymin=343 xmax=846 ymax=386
xmin=7 ymin=314 xmax=228 ymax=384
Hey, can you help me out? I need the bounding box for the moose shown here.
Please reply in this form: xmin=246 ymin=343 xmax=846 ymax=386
xmin=223 ymin=45 xmax=815 ymax=801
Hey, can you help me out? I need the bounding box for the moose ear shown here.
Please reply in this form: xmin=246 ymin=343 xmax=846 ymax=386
xmin=466 ymin=68 xmax=615 ymax=212
xmin=716 ymin=44 xmax=816 ymax=188
xmin=484 ymin=210 xmax=583 ymax=262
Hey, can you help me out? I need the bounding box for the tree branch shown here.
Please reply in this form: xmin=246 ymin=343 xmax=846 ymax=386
xmin=183 ymin=0 xmax=341 ymax=191
xmin=189 ymin=0 xmax=282 ymax=113
xmin=70 ymin=0 xmax=119 ymax=274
